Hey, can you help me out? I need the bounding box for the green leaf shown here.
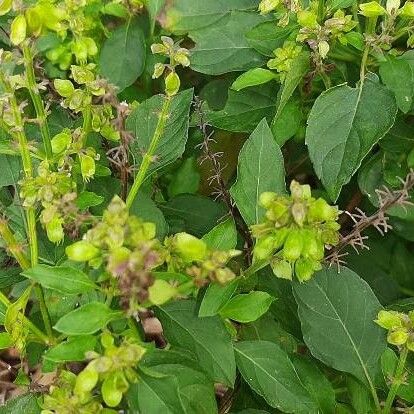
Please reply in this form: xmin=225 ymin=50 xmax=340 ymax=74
xmin=199 ymin=279 xmax=239 ymax=317
xmin=0 ymin=394 xmax=41 ymax=414
xmin=54 ymin=302 xmax=122 ymax=335
xmin=202 ymin=218 xmax=237 ymax=250
xmin=220 ymin=291 xmax=274 ymax=323
xmin=145 ymin=0 xmax=166 ymax=32
xmin=127 ymin=88 xmax=193 ymax=179
xmin=128 ymin=366 xmax=187 ymax=414
xmin=305 ymin=75 xmax=397 ymax=201
xmin=43 ymin=335 xmax=97 ymax=363
xmin=292 ymin=355 xmax=336 ymax=414
xmin=380 ymin=56 xmax=414 ymax=113
xmin=167 ymin=157 xmax=200 ymax=197
xmin=0 ymin=154 xmax=20 ymax=187
xmin=293 ymin=266 xmax=386 ymax=386
xmin=189 ymin=11 xmax=268 ymax=75
xmin=76 ymin=191 xmax=104 ymax=210
xmin=230 ymin=119 xmax=285 ymax=226
xmin=240 ymin=313 xmax=298 ymax=354
xmin=130 ymin=190 xmax=168 ymax=240
xmin=164 ymin=0 xmax=259 ymax=33
xmin=155 ymin=300 xmax=236 ymax=386
xmin=159 ymin=194 xmax=227 ymax=237
xmin=231 ymin=68 xmax=277 ymax=91
xmin=235 ymin=340 xmax=318 ymax=412
xmin=208 ymin=84 xmax=278 ymax=133
xmin=347 ymin=375 xmax=376 ymax=414
xmin=271 ymin=98 xmax=302 ymax=147
xmin=140 ymin=349 xmax=218 ymax=414
xmin=0 ymin=332 xmax=13 ymax=349
xmin=273 ymin=52 xmax=309 ymax=123
xmin=99 ymin=19 xmax=146 ymax=92
xmin=22 ymin=265 xmax=97 ymax=295
xmin=246 ymin=21 xmax=299 ymax=56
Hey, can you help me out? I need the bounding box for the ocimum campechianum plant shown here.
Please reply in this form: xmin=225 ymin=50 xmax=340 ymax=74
xmin=1 ymin=0 xmax=414 ymax=413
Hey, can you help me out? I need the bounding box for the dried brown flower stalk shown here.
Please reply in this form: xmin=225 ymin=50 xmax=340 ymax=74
xmin=193 ymin=97 xmax=253 ymax=260
xmin=326 ymin=170 xmax=414 ymax=267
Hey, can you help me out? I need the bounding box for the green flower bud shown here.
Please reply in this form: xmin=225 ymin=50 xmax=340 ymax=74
xmin=359 ymin=2 xmax=386 ymax=17
xmin=71 ymin=39 xmax=88 ymax=63
xmin=388 ymin=328 xmax=409 ymax=346
xmin=101 ymin=331 xmax=115 ymax=349
xmin=51 ymin=130 xmax=72 ymax=154
xmin=151 ymin=43 xmax=168 ymax=54
xmin=271 ymin=258 xmax=292 ymax=279
xmin=297 ymin=10 xmax=318 ymax=28
xmin=80 ymin=154 xmax=96 ymax=182
xmin=25 ymin=8 xmax=42 ymax=37
xmin=10 ymin=15 xmax=27 ymax=46
xmin=46 ymin=215 xmax=64 ymax=244
xmin=290 ymin=180 xmax=312 ymax=200
xmin=259 ymin=0 xmax=280 ymax=14
xmin=148 ymin=279 xmax=178 ymax=305
xmin=74 ymin=369 xmax=99 ymax=395
xmin=400 ymin=1 xmax=414 ymax=16
xmin=295 ymin=258 xmax=320 ymax=282
xmin=71 ymin=65 xmax=95 ymax=84
xmin=102 ymin=376 xmax=123 ymax=408
xmin=375 ymin=310 xmax=403 ymax=330
xmin=0 ymin=0 xmax=12 ymax=16
xmin=84 ymin=37 xmax=98 ymax=56
xmin=254 ymin=235 xmax=277 ymax=260
xmin=301 ymin=231 xmax=324 ymax=261
xmin=283 ymin=230 xmax=303 ymax=261
xmin=152 ymin=63 xmax=165 ymax=79
xmin=259 ymin=191 xmax=277 ymax=208
xmin=174 ymin=232 xmax=207 ymax=262
xmin=308 ymin=198 xmax=338 ymax=222
xmin=66 ymin=240 xmax=100 ymax=262
xmin=165 ymin=71 xmax=180 ymax=96
xmin=291 ymin=202 xmax=307 ymax=226
xmin=174 ymin=48 xmax=191 ymax=67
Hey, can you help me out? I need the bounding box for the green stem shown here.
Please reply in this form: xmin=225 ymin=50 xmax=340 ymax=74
xmin=360 ymin=17 xmax=378 ymax=81
xmin=0 ymin=218 xmax=30 ymax=269
xmin=82 ymin=106 xmax=92 ymax=146
xmin=126 ymin=96 xmax=172 ymax=209
xmin=0 ymin=72 xmax=54 ymax=341
xmin=383 ymin=347 xmax=409 ymax=414
xmin=22 ymin=44 xmax=52 ymax=160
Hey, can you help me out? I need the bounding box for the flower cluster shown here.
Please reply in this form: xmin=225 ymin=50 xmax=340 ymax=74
xmin=267 ymin=41 xmax=303 ymax=78
xmin=66 ymin=197 xmax=240 ymax=309
xmin=251 ymin=181 xmax=340 ymax=282
xmin=376 ymin=310 xmax=414 ymax=349
xmin=165 ymin=232 xmax=241 ymax=285
xmin=54 ymin=65 xmax=120 ymax=141
xmin=20 ymin=161 xmax=76 ymax=243
xmin=42 ymin=334 xmax=145 ymax=413
xmin=151 ymin=36 xmax=190 ymax=96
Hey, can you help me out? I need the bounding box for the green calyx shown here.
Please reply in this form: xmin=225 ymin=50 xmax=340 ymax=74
xmin=251 ymin=180 xmax=340 ymax=282
xmin=375 ymin=310 xmax=414 ymax=349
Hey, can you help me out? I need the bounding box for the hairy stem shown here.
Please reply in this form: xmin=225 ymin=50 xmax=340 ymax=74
xmin=126 ymin=96 xmax=172 ymax=209
xmin=383 ymin=346 xmax=409 ymax=414
xmin=22 ymin=44 xmax=52 ymax=160
xmin=0 ymin=72 xmax=54 ymax=340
